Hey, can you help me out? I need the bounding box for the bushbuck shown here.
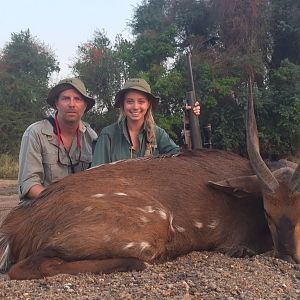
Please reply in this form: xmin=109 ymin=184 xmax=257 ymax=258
xmin=0 ymin=78 xmax=299 ymax=280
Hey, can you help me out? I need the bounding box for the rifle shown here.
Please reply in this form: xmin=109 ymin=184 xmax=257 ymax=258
xmin=183 ymin=51 xmax=202 ymax=150
xmin=203 ymin=123 xmax=212 ymax=149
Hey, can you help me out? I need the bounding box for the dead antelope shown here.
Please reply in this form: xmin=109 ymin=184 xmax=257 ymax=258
xmin=0 ymin=79 xmax=299 ymax=280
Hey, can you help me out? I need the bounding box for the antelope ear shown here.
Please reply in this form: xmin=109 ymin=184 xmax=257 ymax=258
xmin=207 ymin=175 xmax=262 ymax=198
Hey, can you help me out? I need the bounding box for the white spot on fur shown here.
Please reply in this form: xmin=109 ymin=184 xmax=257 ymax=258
xmin=88 ymin=159 xmax=127 ymax=170
xmin=169 ymin=214 xmax=175 ymax=232
xmin=137 ymin=206 xmax=155 ymax=213
xmin=92 ymin=193 xmax=105 ymax=198
xmin=151 ymin=252 xmax=159 ymax=260
xmin=140 ymin=216 xmax=149 ymax=223
xmin=0 ymin=235 xmax=10 ymax=271
xmin=110 ymin=160 xmax=122 ymax=165
xmin=208 ymin=220 xmax=218 ymax=229
xmin=123 ymin=242 xmax=135 ymax=250
xmin=157 ymin=209 xmax=167 ymax=220
xmin=194 ymin=221 xmax=204 ymax=229
xmin=114 ymin=192 xmax=127 ymax=196
xmin=83 ymin=206 xmax=93 ymax=212
xmin=146 ymin=206 xmax=155 ymax=213
xmin=175 ymin=225 xmax=185 ymax=232
xmin=140 ymin=241 xmax=151 ymax=252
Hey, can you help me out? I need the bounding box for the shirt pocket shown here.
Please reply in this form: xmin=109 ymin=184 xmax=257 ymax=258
xmin=75 ymin=153 xmax=92 ymax=172
xmin=42 ymin=151 xmax=68 ymax=185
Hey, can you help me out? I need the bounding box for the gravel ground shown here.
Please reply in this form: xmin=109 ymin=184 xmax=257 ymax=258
xmin=0 ymin=180 xmax=299 ymax=299
xmin=0 ymin=252 xmax=299 ymax=299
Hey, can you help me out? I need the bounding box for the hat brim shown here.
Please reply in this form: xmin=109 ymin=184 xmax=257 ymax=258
xmin=114 ymin=88 xmax=160 ymax=109
xmin=47 ymin=83 xmax=95 ymax=112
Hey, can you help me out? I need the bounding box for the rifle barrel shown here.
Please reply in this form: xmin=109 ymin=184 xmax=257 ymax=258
xmin=186 ymin=52 xmax=202 ymax=149
xmin=187 ymin=52 xmax=196 ymax=93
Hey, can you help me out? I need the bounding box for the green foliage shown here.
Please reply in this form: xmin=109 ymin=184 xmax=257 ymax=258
xmin=151 ymin=69 xmax=186 ymax=114
xmin=1 ymin=1 xmax=300 ymax=161
xmin=130 ymin=0 xmax=179 ymax=71
xmin=130 ymin=0 xmax=169 ymax=34
xmin=126 ymin=0 xmax=300 ymax=157
xmin=0 ymin=154 xmax=18 ymax=179
xmin=83 ymin=109 xmax=119 ymax=136
xmin=0 ymin=29 xmax=59 ymax=114
xmin=270 ymin=0 xmax=300 ymax=67
xmin=155 ymin=112 xmax=183 ymax=145
xmin=0 ymin=30 xmax=58 ymax=159
xmin=73 ymin=29 xmax=125 ymax=113
xmin=168 ymin=0 xmax=211 ymax=40
xmin=133 ymin=25 xmax=177 ymax=70
xmin=114 ymin=35 xmax=136 ymax=79
xmin=187 ymin=62 xmax=244 ymax=152
xmin=207 ymin=101 xmax=246 ymax=154
xmin=0 ymin=110 xmax=37 ymax=157
xmin=259 ymin=59 xmax=300 ymax=157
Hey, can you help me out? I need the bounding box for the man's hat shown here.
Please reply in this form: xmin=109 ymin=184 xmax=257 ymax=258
xmin=114 ymin=78 xmax=160 ymax=108
xmin=47 ymin=78 xmax=95 ymax=112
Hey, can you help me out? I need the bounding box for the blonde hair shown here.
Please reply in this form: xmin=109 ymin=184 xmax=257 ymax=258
xmin=118 ymin=92 xmax=156 ymax=155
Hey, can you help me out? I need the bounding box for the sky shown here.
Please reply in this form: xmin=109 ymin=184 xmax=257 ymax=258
xmin=0 ymin=0 xmax=142 ymax=82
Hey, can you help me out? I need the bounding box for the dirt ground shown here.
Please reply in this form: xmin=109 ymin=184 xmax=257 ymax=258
xmin=0 ymin=179 xmax=299 ymax=299
xmin=0 ymin=179 xmax=19 ymax=222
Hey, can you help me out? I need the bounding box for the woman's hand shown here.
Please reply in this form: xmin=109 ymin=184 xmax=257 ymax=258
xmin=186 ymin=101 xmax=201 ymax=116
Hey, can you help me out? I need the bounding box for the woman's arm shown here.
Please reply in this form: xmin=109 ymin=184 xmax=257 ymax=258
xmin=91 ymin=133 xmax=112 ymax=166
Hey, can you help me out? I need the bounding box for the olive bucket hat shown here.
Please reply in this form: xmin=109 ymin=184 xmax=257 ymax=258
xmin=46 ymin=78 xmax=95 ymax=112
xmin=114 ymin=78 xmax=160 ymax=109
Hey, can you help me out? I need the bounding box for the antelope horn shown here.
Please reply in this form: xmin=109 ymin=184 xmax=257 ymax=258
xmin=289 ymin=164 xmax=300 ymax=192
xmin=246 ymin=76 xmax=279 ymax=192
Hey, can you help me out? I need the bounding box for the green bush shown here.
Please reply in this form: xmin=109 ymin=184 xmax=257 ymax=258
xmin=0 ymin=109 xmax=38 ymax=158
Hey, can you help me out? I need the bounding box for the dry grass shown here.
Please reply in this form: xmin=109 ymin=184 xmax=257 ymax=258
xmin=0 ymin=154 xmax=18 ymax=179
xmin=288 ymin=154 xmax=300 ymax=163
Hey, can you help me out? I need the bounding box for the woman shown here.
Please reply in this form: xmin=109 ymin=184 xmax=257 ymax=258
xmin=92 ymin=78 xmax=200 ymax=166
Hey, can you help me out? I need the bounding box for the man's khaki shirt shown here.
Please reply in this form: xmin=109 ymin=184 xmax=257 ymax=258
xmin=18 ymin=119 xmax=97 ymax=200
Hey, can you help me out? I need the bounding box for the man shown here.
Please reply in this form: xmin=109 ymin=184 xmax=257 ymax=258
xmin=18 ymin=78 xmax=97 ymax=201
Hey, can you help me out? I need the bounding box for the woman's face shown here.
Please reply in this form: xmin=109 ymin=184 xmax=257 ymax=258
xmin=123 ymin=90 xmax=150 ymax=122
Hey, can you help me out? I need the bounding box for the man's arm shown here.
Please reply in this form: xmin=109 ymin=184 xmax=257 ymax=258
xmin=18 ymin=126 xmax=45 ymax=200
xmin=26 ymin=184 xmax=45 ymax=200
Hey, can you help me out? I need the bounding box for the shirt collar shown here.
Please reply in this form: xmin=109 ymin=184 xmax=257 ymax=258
xmin=120 ymin=117 xmax=146 ymax=132
xmin=41 ymin=117 xmax=87 ymax=136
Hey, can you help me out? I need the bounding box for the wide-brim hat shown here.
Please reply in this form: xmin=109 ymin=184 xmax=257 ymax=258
xmin=114 ymin=78 xmax=160 ymax=109
xmin=47 ymin=78 xmax=95 ymax=112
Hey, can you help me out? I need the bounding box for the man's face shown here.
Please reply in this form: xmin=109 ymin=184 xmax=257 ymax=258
xmin=55 ymin=89 xmax=87 ymax=124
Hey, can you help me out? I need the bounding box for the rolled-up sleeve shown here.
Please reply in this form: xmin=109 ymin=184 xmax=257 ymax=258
xmin=18 ymin=129 xmax=44 ymax=199
xmin=91 ymin=133 xmax=112 ymax=166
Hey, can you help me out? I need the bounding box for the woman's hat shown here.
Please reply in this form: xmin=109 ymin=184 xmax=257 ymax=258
xmin=114 ymin=78 xmax=160 ymax=108
xmin=46 ymin=78 xmax=95 ymax=112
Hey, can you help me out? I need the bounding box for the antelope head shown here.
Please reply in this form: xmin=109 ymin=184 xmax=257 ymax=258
xmin=246 ymin=76 xmax=300 ymax=264
xmin=208 ymin=77 xmax=300 ymax=263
